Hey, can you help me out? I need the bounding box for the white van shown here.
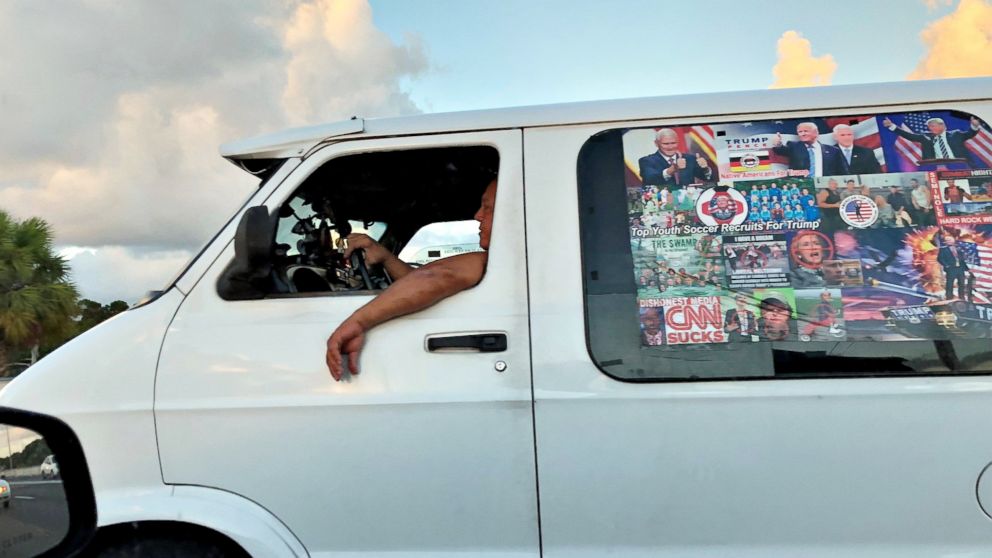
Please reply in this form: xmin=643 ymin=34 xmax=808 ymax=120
xmin=4 ymin=77 xmax=992 ymax=557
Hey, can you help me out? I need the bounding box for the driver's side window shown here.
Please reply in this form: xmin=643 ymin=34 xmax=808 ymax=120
xmin=218 ymin=145 xmax=498 ymax=299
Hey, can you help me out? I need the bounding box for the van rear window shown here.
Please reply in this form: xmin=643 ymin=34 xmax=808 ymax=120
xmin=578 ymin=110 xmax=992 ymax=381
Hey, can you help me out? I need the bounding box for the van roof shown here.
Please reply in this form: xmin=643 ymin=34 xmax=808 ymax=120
xmin=220 ymin=77 xmax=992 ymax=162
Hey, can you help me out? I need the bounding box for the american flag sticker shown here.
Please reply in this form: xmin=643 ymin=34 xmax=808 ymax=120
xmin=840 ymin=195 xmax=878 ymax=228
xmin=959 ymin=240 xmax=992 ymax=303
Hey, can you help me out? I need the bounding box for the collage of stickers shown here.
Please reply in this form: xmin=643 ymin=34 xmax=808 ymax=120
xmin=625 ymin=110 xmax=992 ymax=347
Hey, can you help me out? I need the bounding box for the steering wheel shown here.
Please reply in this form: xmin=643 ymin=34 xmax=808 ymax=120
xmin=349 ymin=248 xmax=374 ymax=290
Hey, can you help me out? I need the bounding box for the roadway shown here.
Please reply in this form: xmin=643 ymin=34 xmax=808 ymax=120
xmin=1 ymin=478 xmax=70 ymax=557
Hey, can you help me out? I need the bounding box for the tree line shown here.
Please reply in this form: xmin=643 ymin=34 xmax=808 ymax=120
xmin=0 ymin=210 xmax=128 ymax=377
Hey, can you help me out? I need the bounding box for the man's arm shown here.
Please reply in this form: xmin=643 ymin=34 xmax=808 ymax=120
xmin=817 ymin=189 xmax=838 ymax=208
xmin=325 ymin=251 xmax=488 ymax=380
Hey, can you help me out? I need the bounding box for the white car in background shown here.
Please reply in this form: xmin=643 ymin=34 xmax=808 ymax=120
xmin=0 ymin=476 xmax=10 ymax=508
xmin=41 ymin=454 xmax=59 ymax=479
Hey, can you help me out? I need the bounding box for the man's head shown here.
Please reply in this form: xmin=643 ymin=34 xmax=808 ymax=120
xmin=947 ymin=179 xmax=958 ymax=188
xmin=832 ymin=124 xmax=855 ymax=148
xmin=641 ymin=309 xmax=662 ymax=335
xmin=889 ymin=185 xmax=900 ymax=193
xmin=926 ymin=117 xmax=947 ymax=135
xmin=910 ymin=179 xmax=920 ymax=188
xmin=822 ymin=260 xmax=846 ymax=284
xmin=820 ymin=290 xmax=832 ymax=302
xmin=735 ymin=294 xmax=749 ymax=309
xmin=828 ymin=179 xmax=838 ymax=190
xmin=796 ymin=122 xmax=819 ymax=144
xmin=845 ymin=179 xmax=856 ymax=190
xmin=654 ymin=128 xmax=680 ymax=156
xmin=759 ymin=297 xmax=792 ymax=333
xmin=475 ymin=179 xmax=497 ymax=250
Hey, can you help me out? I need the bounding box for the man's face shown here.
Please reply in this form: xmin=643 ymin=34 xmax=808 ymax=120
xmin=736 ymin=296 xmax=748 ymax=309
xmin=654 ymin=132 xmax=679 ymax=156
xmin=943 ymin=234 xmax=956 ymax=246
xmin=910 ymin=180 xmax=920 ymax=188
xmin=475 ymin=180 xmax=498 ymax=250
xmin=796 ymin=234 xmax=824 ymax=266
xmin=797 ymin=123 xmax=819 ymax=144
xmin=822 ymin=260 xmax=845 ymax=283
xmin=716 ymin=196 xmax=729 ymax=210
xmin=761 ymin=303 xmax=791 ymax=328
xmin=642 ymin=311 xmax=661 ymax=335
xmin=834 ymin=127 xmax=855 ymax=147
xmin=928 ymin=120 xmax=947 ymax=135
xmin=846 ymin=181 xmax=856 ymax=191
xmin=828 ymin=180 xmax=838 ymax=190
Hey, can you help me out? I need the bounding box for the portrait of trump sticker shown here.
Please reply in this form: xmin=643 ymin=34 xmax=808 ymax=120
xmin=696 ymin=186 xmax=747 ymax=226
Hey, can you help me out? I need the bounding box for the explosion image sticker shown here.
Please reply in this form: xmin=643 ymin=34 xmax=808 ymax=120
xmin=659 ymin=296 xmax=727 ymax=345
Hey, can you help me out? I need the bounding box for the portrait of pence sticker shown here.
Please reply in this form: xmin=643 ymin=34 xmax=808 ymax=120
xmin=696 ymin=186 xmax=748 ymax=226
xmin=839 ymin=195 xmax=878 ymax=228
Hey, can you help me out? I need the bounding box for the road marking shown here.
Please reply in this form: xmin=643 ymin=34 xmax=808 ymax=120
xmin=14 ymin=496 xmax=35 ymax=500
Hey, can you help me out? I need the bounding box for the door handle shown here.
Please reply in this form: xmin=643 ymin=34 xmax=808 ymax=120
xmin=427 ymin=333 xmax=507 ymax=353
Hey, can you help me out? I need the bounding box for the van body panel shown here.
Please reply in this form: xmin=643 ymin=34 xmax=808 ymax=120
xmin=95 ymin=485 xmax=307 ymax=557
xmin=524 ymin=118 xmax=992 ymax=556
xmin=0 ymin=289 xmax=184 ymax=521
xmin=219 ymin=78 xmax=991 ymax=166
xmin=155 ymin=130 xmax=539 ymax=556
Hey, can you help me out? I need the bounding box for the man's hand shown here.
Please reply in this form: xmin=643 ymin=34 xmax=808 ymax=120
xmin=342 ymin=233 xmax=414 ymax=280
xmin=882 ymin=117 xmax=893 ymax=128
xmin=696 ymin=153 xmax=708 ymax=168
xmin=326 ymin=317 xmax=367 ymax=381
xmin=773 ymin=132 xmax=783 ymax=147
xmin=343 ymin=233 xmax=390 ymax=265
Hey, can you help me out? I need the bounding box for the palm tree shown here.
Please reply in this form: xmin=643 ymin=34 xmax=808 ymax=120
xmin=0 ymin=211 xmax=78 ymax=375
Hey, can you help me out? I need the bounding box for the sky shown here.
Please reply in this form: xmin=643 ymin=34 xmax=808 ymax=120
xmin=1 ymin=0 xmax=991 ymax=303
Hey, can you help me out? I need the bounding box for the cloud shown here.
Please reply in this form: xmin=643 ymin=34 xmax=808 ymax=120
xmin=770 ymin=30 xmax=837 ymax=89
xmin=281 ymin=0 xmax=428 ymax=125
xmin=62 ymin=246 xmax=194 ymax=304
xmin=909 ymin=0 xmax=992 ymax=79
xmin=0 ymin=0 xmax=430 ymax=302
xmin=923 ymin=0 xmax=954 ymax=10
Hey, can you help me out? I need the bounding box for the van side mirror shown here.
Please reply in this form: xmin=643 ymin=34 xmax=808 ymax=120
xmin=0 ymin=407 xmax=97 ymax=558
xmin=217 ymin=206 xmax=276 ymax=300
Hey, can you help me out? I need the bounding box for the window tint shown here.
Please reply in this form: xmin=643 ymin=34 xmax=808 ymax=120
xmin=579 ymin=110 xmax=992 ymax=381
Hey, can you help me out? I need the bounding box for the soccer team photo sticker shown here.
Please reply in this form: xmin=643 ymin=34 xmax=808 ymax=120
xmin=839 ymin=195 xmax=878 ymax=228
xmin=696 ymin=186 xmax=747 ymax=226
